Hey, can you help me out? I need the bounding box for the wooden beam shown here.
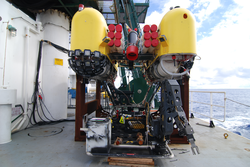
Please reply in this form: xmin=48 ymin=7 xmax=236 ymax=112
xmin=75 ymin=75 xmax=86 ymax=141
xmin=96 ymin=80 xmax=101 ymax=117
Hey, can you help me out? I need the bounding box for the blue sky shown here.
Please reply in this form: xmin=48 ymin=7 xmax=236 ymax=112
xmin=136 ymin=0 xmax=250 ymax=89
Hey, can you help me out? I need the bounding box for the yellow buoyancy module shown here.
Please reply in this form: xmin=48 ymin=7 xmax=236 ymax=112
xmin=68 ymin=7 xmax=116 ymax=80
xmin=156 ymin=7 xmax=197 ymax=56
xmin=71 ymin=7 xmax=109 ymax=55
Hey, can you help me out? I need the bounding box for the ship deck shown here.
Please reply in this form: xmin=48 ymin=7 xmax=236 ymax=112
xmin=1 ymin=113 xmax=250 ymax=167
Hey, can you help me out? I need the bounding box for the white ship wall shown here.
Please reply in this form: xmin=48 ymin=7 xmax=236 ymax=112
xmin=0 ymin=0 xmax=70 ymax=129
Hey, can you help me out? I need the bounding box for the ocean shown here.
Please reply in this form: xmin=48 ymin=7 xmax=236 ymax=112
xmin=189 ymin=89 xmax=250 ymax=140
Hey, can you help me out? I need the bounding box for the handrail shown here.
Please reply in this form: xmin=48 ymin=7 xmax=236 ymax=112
xmin=190 ymin=91 xmax=226 ymax=122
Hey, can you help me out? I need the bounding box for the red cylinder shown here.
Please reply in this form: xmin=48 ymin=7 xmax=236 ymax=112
xmin=114 ymin=39 xmax=121 ymax=47
xmin=108 ymin=24 xmax=115 ymax=32
xmin=143 ymin=25 xmax=150 ymax=32
xmin=115 ymin=32 xmax=122 ymax=40
xmin=108 ymin=31 xmax=115 ymax=39
xmin=144 ymin=32 xmax=151 ymax=40
xmin=116 ymin=24 xmax=123 ymax=32
xmin=151 ymin=39 xmax=159 ymax=47
xmin=144 ymin=40 xmax=151 ymax=48
xmin=108 ymin=39 xmax=114 ymax=47
xmin=150 ymin=24 xmax=157 ymax=32
xmin=126 ymin=45 xmax=138 ymax=61
xmin=151 ymin=32 xmax=158 ymax=39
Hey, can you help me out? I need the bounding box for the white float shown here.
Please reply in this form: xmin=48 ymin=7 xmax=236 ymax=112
xmin=0 ymin=89 xmax=16 ymax=144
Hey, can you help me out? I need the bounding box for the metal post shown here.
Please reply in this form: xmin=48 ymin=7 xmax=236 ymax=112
xmin=209 ymin=93 xmax=215 ymax=127
xmin=191 ymin=92 xmax=193 ymax=113
xmin=224 ymin=92 xmax=226 ymax=122
xmin=210 ymin=93 xmax=213 ymax=120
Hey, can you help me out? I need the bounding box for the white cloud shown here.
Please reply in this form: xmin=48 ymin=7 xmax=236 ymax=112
xmin=190 ymin=2 xmax=250 ymax=89
xmin=145 ymin=0 xmax=192 ymax=25
xmin=193 ymin=0 xmax=221 ymax=28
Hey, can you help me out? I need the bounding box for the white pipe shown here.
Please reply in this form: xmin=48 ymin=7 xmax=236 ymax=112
xmin=21 ymin=27 xmax=29 ymax=121
xmin=13 ymin=26 xmax=40 ymax=133
xmin=12 ymin=113 xmax=27 ymax=132
xmin=2 ymin=22 xmax=9 ymax=87
xmin=160 ymin=57 xmax=189 ymax=77
xmin=11 ymin=116 xmax=23 ymax=131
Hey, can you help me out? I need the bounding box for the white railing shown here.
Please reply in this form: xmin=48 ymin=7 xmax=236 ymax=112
xmin=190 ymin=91 xmax=226 ymax=122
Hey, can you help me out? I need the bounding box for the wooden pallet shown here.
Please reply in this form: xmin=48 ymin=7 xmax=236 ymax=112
xmin=108 ymin=157 xmax=154 ymax=167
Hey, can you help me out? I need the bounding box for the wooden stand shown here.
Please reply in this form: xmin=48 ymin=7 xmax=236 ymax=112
xmin=108 ymin=157 xmax=154 ymax=167
xmin=75 ymin=75 xmax=102 ymax=141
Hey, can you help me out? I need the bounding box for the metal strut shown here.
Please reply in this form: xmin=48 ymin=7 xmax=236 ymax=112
xmin=160 ymin=79 xmax=200 ymax=155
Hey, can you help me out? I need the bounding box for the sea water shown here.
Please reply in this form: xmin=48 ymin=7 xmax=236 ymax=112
xmin=189 ymin=89 xmax=250 ymax=140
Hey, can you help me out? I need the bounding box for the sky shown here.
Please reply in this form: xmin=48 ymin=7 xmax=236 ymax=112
xmin=135 ymin=0 xmax=250 ymax=89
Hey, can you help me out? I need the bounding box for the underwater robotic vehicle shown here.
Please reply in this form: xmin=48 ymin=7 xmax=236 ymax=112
xmin=68 ymin=5 xmax=199 ymax=158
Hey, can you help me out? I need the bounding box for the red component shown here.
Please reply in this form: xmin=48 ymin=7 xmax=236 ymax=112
xmin=116 ymin=110 xmax=119 ymax=118
xmin=128 ymin=29 xmax=131 ymax=32
xmin=114 ymin=39 xmax=121 ymax=47
xmin=151 ymin=39 xmax=159 ymax=47
xmin=126 ymin=45 xmax=138 ymax=61
xmin=108 ymin=31 xmax=115 ymax=39
xmin=151 ymin=32 xmax=158 ymax=39
xmin=126 ymin=153 xmax=135 ymax=155
xmin=116 ymin=24 xmax=123 ymax=32
xmin=144 ymin=40 xmax=151 ymax=48
xmin=143 ymin=25 xmax=150 ymax=32
xmin=144 ymin=32 xmax=151 ymax=40
xmin=115 ymin=32 xmax=122 ymax=39
xmin=183 ymin=13 xmax=188 ymax=19
xmin=78 ymin=4 xmax=84 ymax=11
xmin=142 ymin=111 xmax=145 ymax=115
xmin=172 ymin=55 xmax=176 ymax=60
xmin=108 ymin=39 xmax=114 ymax=47
xmin=38 ymin=95 xmax=42 ymax=100
xmin=108 ymin=24 xmax=115 ymax=32
xmin=150 ymin=24 xmax=157 ymax=32
xmin=134 ymin=28 xmax=137 ymax=31
xmin=116 ymin=140 xmax=120 ymax=145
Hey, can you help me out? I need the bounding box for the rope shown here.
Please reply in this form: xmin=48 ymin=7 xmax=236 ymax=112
xmin=226 ymin=98 xmax=250 ymax=107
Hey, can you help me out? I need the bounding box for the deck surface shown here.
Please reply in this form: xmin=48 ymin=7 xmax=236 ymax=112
xmin=1 ymin=117 xmax=250 ymax=167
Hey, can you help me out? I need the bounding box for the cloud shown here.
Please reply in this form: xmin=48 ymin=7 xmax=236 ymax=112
xmin=145 ymin=0 xmax=192 ymax=25
xmin=189 ymin=0 xmax=250 ymax=89
xmin=192 ymin=0 xmax=221 ymax=29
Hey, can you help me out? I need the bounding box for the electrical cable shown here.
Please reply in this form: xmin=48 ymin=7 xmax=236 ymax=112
xmin=31 ymin=40 xmax=43 ymax=124
xmin=35 ymin=99 xmax=47 ymax=122
xmin=39 ymin=98 xmax=54 ymax=122
xmin=30 ymin=39 xmax=70 ymax=126
xmin=39 ymin=98 xmax=57 ymax=121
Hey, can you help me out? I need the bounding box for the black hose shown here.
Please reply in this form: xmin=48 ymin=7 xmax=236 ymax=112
xmin=30 ymin=40 xmax=70 ymax=126
xmin=39 ymin=98 xmax=55 ymax=121
xmin=31 ymin=40 xmax=43 ymax=124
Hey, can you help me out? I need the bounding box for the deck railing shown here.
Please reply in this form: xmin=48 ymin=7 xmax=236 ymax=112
xmin=189 ymin=91 xmax=227 ymax=124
